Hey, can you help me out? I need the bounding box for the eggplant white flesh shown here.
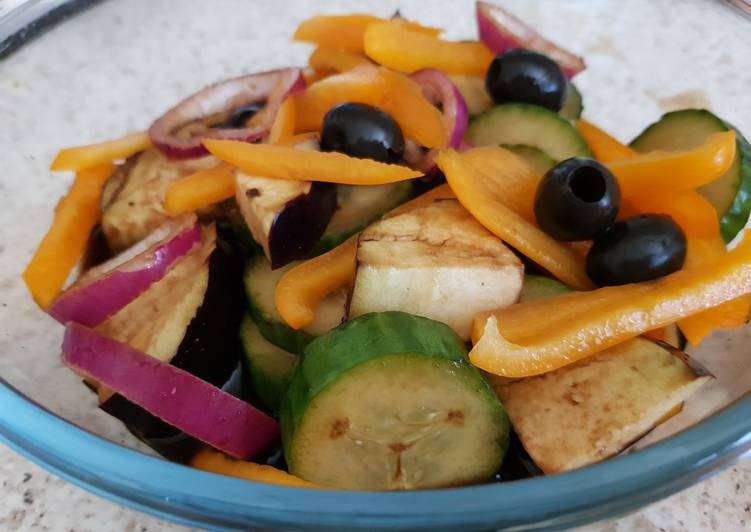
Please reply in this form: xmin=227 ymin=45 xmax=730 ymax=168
xmin=349 ymin=198 xmax=524 ymax=340
xmin=492 ymin=338 xmax=713 ymax=474
xmin=95 ymin=226 xmax=216 ymax=366
xmin=102 ymin=149 xmax=218 ymax=252
xmin=234 ymin=171 xmax=336 ymax=268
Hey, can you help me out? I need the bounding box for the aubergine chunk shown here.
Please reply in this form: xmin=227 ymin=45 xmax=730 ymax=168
xmin=101 ymin=149 xmax=219 ymax=252
xmin=99 ymin=224 xmax=248 ymax=461
xmin=348 ymin=198 xmax=524 ymax=340
xmin=234 ymin=171 xmax=337 ymax=268
xmin=493 ymin=338 xmax=713 ymax=474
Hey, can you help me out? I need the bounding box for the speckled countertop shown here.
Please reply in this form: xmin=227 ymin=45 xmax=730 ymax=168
xmin=1 ymin=444 xmax=749 ymax=531
xmin=1 ymin=0 xmax=751 ymax=530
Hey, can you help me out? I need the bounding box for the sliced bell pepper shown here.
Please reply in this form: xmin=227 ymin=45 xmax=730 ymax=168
xmin=607 ymin=131 xmax=736 ymax=199
xmin=302 ymin=66 xmax=329 ymax=85
xmin=293 ymin=14 xmax=441 ymax=53
xmin=276 ymin=236 xmax=358 ymax=329
xmin=294 ymin=65 xmax=446 ymax=148
xmin=308 ymin=47 xmax=371 ymax=73
xmin=191 ymin=449 xmax=317 ymax=488
xmin=677 ymin=237 xmax=751 ymax=345
xmin=203 ymin=139 xmax=422 ymax=185
xmin=576 ymin=120 xmax=636 ymax=163
xmin=50 ymin=132 xmax=152 ymax=172
xmin=470 ymin=233 xmax=751 ymax=377
xmin=267 ymin=97 xmax=296 ymax=144
xmin=437 ymin=148 xmax=593 ymax=290
xmin=23 ymin=164 xmax=116 ymax=308
xmin=364 ymin=20 xmax=494 ymax=75
xmin=163 ymin=163 xmax=235 ymax=215
xmin=620 ymin=190 xmax=721 ymax=240
xmin=275 ymin=184 xmax=455 ymax=329
xmin=458 ymin=146 xmax=540 ymax=220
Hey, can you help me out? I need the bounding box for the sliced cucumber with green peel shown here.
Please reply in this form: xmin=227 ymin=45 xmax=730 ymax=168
xmin=240 ymin=315 xmax=297 ymax=415
xmin=313 ymin=182 xmax=412 ymax=254
xmin=281 ymin=312 xmax=509 ymax=490
xmin=559 ymin=82 xmax=583 ymax=120
xmin=466 ymin=103 xmax=592 ymax=161
xmin=501 ymin=145 xmax=557 ymax=175
xmin=244 ymin=255 xmax=346 ymax=353
xmin=630 ymin=109 xmax=751 ymax=242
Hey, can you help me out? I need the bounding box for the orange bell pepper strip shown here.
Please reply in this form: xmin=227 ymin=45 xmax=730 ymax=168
xmin=576 ymin=120 xmax=636 ymax=163
xmin=437 ymin=148 xmax=593 ymax=290
xmin=275 ymin=184 xmax=455 ymax=329
xmin=294 ymin=65 xmax=446 ymax=148
xmin=191 ymin=449 xmax=317 ymax=488
xmin=23 ymin=164 xmax=116 ymax=308
xmin=203 ymin=140 xmax=422 ymax=185
xmin=276 ymin=237 xmax=358 ymax=329
xmin=293 ymin=14 xmax=441 ymax=53
xmin=308 ymin=47 xmax=371 ymax=73
xmin=267 ymin=97 xmax=296 ymax=144
xmin=620 ymin=190 xmax=721 ymax=240
xmin=50 ymin=132 xmax=152 ymax=172
xmin=677 ymin=237 xmax=751 ymax=346
xmin=302 ymin=66 xmax=330 ymax=85
xmin=163 ymin=163 xmax=235 ymax=215
xmin=470 ymin=233 xmax=751 ymax=377
xmin=607 ymin=131 xmax=736 ymax=199
xmin=364 ymin=20 xmax=494 ymax=75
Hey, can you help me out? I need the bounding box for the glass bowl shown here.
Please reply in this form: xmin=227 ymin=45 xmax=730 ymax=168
xmin=1 ymin=0 xmax=750 ymax=529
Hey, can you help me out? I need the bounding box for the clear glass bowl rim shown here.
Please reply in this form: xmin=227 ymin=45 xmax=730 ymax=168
xmin=1 ymin=376 xmax=750 ymax=531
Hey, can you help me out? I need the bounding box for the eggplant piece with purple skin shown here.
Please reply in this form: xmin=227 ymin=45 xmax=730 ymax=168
xmin=235 ymin=172 xmax=337 ymax=268
xmin=99 ymin=225 xmax=248 ymax=462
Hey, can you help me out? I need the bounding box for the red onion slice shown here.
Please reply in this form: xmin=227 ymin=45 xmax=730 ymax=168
xmin=48 ymin=215 xmax=201 ymax=327
xmin=62 ymin=323 xmax=279 ymax=459
xmin=407 ymin=69 xmax=468 ymax=172
xmin=476 ymin=1 xmax=585 ymax=79
xmin=149 ymin=68 xmax=305 ymax=160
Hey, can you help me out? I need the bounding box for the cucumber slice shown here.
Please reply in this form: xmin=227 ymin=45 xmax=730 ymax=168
xmin=519 ymin=274 xmax=570 ymax=302
xmin=466 ymin=103 xmax=592 ymax=161
xmin=559 ymin=82 xmax=583 ymax=120
xmin=240 ymin=314 xmax=296 ymax=415
xmin=314 ymin=182 xmax=412 ymax=254
xmin=500 ymin=144 xmax=557 ymax=175
xmin=281 ymin=312 xmax=509 ymax=490
xmin=243 ymin=255 xmax=346 ymax=353
xmin=630 ymin=109 xmax=751 ymax=242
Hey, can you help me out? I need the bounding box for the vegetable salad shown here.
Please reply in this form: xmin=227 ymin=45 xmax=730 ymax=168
xmin=23 ymin=2 xmax=751 ymax=490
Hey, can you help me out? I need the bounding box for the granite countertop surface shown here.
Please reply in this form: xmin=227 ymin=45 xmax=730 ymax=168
xmin=1 ymin=0 xmax=751 ymax=530
xmin=1 ymin=444 xmax=749 ymax=531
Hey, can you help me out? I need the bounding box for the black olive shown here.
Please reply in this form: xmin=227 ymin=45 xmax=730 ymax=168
xmin=485 ymin=49 xmax=566 ymax=111
xmin=320 ymin=103 xmax=405 ymax=163
xmin=534 ymin=157 xmax=620 ymax=241
xmin=212 ymin=103 xmax=265 ymax=129
xmin=586 ymin=215 xmax=687 ymax=287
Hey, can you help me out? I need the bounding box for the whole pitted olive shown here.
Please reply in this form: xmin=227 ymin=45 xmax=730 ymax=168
xmin=485 ymin=49 xmax=567 ymax=111
xmin=534 ymin=157 xmax=621 ymax=241
xmin=586 ymin=214 xmax=688 ymax=287
xmin=320 ymin=103 xmax=405 ymax=163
